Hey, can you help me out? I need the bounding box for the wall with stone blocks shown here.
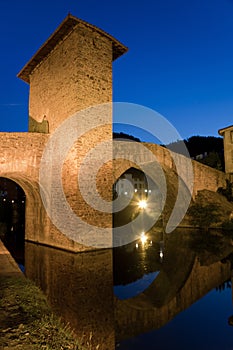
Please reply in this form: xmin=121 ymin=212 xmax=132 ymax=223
xmin=0 ymin=132 xmax=91 ymax=252
xmin=0 ymin=133 xmax=228 ymax=252
xmin=113 ymin=141 xmax=227 ymax=196
xmin=29 ymin=22 xmax=113 ymax=133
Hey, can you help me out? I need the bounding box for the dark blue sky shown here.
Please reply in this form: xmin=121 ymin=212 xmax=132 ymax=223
xmin=1 ymin=0 xmax=233 ymax=140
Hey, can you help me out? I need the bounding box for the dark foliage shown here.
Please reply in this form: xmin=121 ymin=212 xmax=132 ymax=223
xmin=113 ymin=132 xmax=141 ymax=142
xmin=187 ymin=203 xmax=220 ymax=231
xmin=216 ymin=279 xmax=231 ymax=292
xmin=167 ymin=136 xmax=224 ymax=170
xmin=217 ymin=179 xmax=233 ymax=202
xmin=189 ymin=231 xmax=223 ymax=256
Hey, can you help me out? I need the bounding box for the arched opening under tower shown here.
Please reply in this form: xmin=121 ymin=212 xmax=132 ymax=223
xmin=0 ymin=177 xmax=25 ymax=268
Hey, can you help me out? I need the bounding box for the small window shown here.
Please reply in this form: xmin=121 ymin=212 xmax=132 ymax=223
xmin=231 ymin=150 xmax=233 ymax=162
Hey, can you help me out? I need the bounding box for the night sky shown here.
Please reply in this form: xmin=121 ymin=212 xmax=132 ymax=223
xmin=1 ymin=0 xmax=233 ymax=141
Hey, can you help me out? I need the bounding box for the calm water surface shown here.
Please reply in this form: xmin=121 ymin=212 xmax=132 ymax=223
xmin=21 ymin=228 xmax=233 ymax=350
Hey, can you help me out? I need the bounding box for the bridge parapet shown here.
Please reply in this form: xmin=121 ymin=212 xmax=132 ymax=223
xmin=0 ymin=132 xmax=48 ymax=180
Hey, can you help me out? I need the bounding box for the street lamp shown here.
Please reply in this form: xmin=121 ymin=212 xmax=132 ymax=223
xmin=138 ymin=199 xmax=147 ymax=210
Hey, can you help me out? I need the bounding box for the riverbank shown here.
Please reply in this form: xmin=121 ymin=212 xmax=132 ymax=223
xmin=0 ymin=240 xmax=82 ymax=349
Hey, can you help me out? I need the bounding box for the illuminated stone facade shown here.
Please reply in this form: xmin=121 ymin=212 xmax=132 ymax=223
xmin=219 ymin=125 xmax=233 ymax=174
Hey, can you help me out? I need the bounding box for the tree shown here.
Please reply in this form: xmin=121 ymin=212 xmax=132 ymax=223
xmin=113 ymin=132 xmax=141 ymax=142
xmin=199 ymin=151 xmax=223 ymax=170
xmin=217 ymin=179 xmax=233 ymax=202
xmin=188 ymin=203 xmax=220 ymax=231
xmin=167 ymin=136 xmax=224 ymax=170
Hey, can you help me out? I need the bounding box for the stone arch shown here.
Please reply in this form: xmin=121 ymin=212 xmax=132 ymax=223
xmin=112 ymin=158 xmax=191 ymax=226
xmin=0 ymin=172 xmax=48 ymax=244
xmin=113 ymin=166 xmax=149 ymax=195
xmin=0 ymin=177 xmax=25 ymax=256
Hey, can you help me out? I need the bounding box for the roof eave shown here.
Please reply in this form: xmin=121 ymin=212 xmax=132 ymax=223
xmin=17 ymin=14 xmax=128 ymax=84
xmin=218 ymin=125 xmax=233 ymax=136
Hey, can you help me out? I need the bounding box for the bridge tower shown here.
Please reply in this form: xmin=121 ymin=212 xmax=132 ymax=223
xmin=14 ymin=15 xmax=128 ymax=251
xmin=18 ymin=14 xmax=127 ymax=133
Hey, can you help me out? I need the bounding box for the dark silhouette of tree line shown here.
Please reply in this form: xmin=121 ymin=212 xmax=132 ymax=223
xmin=167 ymin=136 xmax=224 ymax=170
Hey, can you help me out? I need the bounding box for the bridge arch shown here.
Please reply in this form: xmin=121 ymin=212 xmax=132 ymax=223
xmin=0 ymin=177 xmax=25 ymax=258
xmin=0 ymin=172 xmax=48 ymax=244
xmin=112 ymin=157 xmax=192 ymax=230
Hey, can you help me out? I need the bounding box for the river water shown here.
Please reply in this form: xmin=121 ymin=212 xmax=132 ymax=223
xmin=14 ymin=228 xmax=233 ymax=350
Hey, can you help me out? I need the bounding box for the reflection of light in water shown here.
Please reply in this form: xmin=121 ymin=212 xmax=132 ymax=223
xmin=140 ymin=232 xmax=147 ymax=245
xmin=138 ymin=200 xmax=147 ymax=209
xmin=135 ymin=233 xmax=152 ymax=248
xmin=159 ymin=241 xmax=164 ymax=261
xmin=114 ymin=271 xmax=160 ymax=300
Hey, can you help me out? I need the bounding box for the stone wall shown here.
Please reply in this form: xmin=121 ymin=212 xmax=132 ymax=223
xmin=0 ymin=132 xmax=92 ymax=252
xmin=29 ymin=22 xmax=113 ymax=133
xmin=113 ymin=141 xmax=227 ymax=197
xmin=0 ymin=133 xmax=229 ymax=251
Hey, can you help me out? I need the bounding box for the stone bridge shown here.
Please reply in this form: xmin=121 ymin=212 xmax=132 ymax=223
xmin=0 ymin=132 xmax=227 ymax=251
xmin=0 ymin=14 xmax=227 ymax=252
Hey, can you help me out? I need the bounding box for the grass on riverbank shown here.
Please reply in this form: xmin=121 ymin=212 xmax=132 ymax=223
xmin=0 ymin=275 xmax=83 ymax=349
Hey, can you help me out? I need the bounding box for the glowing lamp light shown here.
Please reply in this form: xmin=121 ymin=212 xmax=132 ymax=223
xmin=138 ymin=200 xmax=147 ymax=210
